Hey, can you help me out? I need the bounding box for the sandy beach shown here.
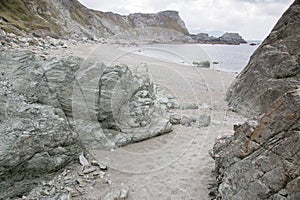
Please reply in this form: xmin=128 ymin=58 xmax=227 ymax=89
xmin=50 ymin=43 xmax=247 ymax=199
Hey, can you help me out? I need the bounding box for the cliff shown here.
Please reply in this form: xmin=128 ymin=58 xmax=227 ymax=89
xmin=226 ymin=0 xmax=300 ymax=117
xmin=191 ymin=32 xmax=247 ymax=45
xmin=211 ymin=1 xmax=300 ymax=199
xmin=0 ymin=0 xmax=189 ymax=42
xmin=0 ymin=0 xmax=246 ymax=44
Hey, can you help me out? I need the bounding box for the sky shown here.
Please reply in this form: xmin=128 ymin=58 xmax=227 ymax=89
xmin=78 ymin=0 xmax=294 ymax=40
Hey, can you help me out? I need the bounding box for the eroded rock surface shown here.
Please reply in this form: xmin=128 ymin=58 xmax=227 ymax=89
xmin=212 ymin=88 xmax=300 ymax=200
xmin=212 ymin=1 xmax=300 ymax=199
xmin=226 ymin=0 xmax=300 ymax=117
xmin=0 ymin=50 xmax=171 ymax=198
xmin=0 ymin=51 xmax=81 ymax=199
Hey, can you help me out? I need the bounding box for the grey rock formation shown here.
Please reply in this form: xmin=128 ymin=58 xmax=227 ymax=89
xmin=73 ymin=62 xmax=172 ymax=147
xmin=0 ymin=51 xmax=81 ymax=199
xmin=0 ymin=0 xmax=246 ymax=45
xmin=0 ymin=50 xmax=172 ymax=198
xmin=212 ymin=1 xmax=300 ymax=199
xmin=226 ymin=0 xmax=300 ymax=117
xmin=128 ymin=10 xmax=189 ymax=35
xmin=190 ymin=32 xmax=247 ymax=45
xmin=212 ymin=88 xmax=300 ymax=200
xmin=0 ymin=0 xmax=190 ymax=43
xmin=219 ymin=32 xmax=247 ymax=44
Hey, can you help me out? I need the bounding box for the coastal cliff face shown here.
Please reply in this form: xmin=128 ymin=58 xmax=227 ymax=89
xmin=212 ymin=1 xmax=300 ymax=199
xmin=226 ymin=0 xmax=300 ymax=117
xmin=0 ymin=0 xmax=247 ymax=44
xmin=0 ymin=0 xmax=189 ymax=41
xmin=213 ymin=88 xmax=300 ymax=200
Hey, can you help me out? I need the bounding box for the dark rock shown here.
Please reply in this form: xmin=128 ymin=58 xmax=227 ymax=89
xmin=192 ymin=61 xmax=210 ymax=68
xmin=212 ymin=88 xmax=300 ymax=200
xmin=212 ymin=2 xmax=300 ymax=199
xmin=219 ymin=32 xmax=247 ymax=44
xmin=226 ymin=0 xmax=300 ymax=117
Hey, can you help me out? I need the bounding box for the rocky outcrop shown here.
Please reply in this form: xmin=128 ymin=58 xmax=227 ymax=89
xmin=190 ymin=32 xmax=247 ymax=44
xmin=0 ymin=50 xmax=171 ymax=198
xmin=211 ymin=1 xmax=300 ymax=199
xmin=0 ymin=0 xmax=189 ymax=43
xmin=219 ymin=32 xmax=247 ymax=44
xmin=0 ymin=0 xmax=246 ymax=45
xmin=226 ymin=0 xmax=300 ymax=117
xmin=0 ymin=51 xmax=81 ymax=199
xmin=212 ymin=88 xmax=300 ymax=200
xmin=128 ymin=10 xmax=188 ymax=35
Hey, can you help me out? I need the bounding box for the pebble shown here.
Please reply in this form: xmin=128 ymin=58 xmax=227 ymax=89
xmin=82 ymin=166 xmax=97 ymax=174
xmin=79 ymin=153 xmax=90 ymax=166
xmin=91 ymin=160 xmax=107 ymax=170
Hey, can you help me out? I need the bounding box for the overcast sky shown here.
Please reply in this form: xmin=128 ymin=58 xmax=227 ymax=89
xmin=78 ymin=0 xmax=294 ymax=40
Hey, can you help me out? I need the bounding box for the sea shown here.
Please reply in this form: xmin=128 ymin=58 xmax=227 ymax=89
xmin=119 ymin=41 xmax=260 ymax=73
xmin=199 ymin=41 xmax=261 ymax=72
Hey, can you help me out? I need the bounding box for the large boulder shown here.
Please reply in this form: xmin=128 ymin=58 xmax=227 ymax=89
xmin=212 ymin=88 xmax=300 ymax=200
xmin=73 ymin=62 xmax=172 ymax=148
xmin=0 ymin=51 xmax=81 ymax=199
xmin=0 ymin=50 xmax=172 ymax=198
xmin=226 ymin=0 xmax=300 ymax=117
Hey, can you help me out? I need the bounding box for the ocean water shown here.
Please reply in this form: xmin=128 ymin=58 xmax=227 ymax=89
xmin=119 ymin=43 xmax=260 ymax=73
xmin=200 ymin=43 xmax=259 ymax=72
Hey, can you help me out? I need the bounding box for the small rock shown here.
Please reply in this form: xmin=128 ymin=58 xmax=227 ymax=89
xmin=169 ymin=113 xmax=181 ymax=125
xmin=198 ymin=114 xmax=211 ymax=127
xmin=180 ymin=102 xmax=198 ymax=110
xmin=158 ymin=97 xmax=169 ymax=104
xmin=49 ymin=187 xmax=56 ymax=196
xmin=79 ymin=153 xmax=89 ymax=167
xmin=91 ymin=160 xmax=107 ymax=170
xmin=192 ymin=61 xmax=210 ymax=68
xmin=103 ymin=186 xmax=129 ymax=200
xmin=82 ymin=166 xmax=96 ymax=174
xmin=180 ymin=115 xmax=197 ymax=126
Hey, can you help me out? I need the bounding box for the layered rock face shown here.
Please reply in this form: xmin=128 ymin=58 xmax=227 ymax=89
xmin=191 ymin=32 xmax=247 ymax=44
xmin=219 ymin=33 xmax=247 ymax=44
xmin=0 ymin=0 xmax=247 ymax=44
xmin=0 ymin=51 xmax=81 ymax=199
xmin=0 ymin=0 xmax=189 ymax=42
xmin=212 ymin=88 xmax=300 ymax=200
xmin=212 ymin=1 xmax=300 ymax=199
xmin=226 ymin=0 xmax=300 ymax=117
xmin=0 ymin=50 xmax=171 ymax=199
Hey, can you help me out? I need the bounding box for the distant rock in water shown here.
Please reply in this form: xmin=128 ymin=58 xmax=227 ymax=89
xmin=190 ymin=32 xmax=247 ymax=45
xmin=211 ymin=1 xmax=300 ymax=199
xmin=219 ymin=32 xmax=247 ymax=44
xmin=226 ymin=0 xmax=300 ymax=117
